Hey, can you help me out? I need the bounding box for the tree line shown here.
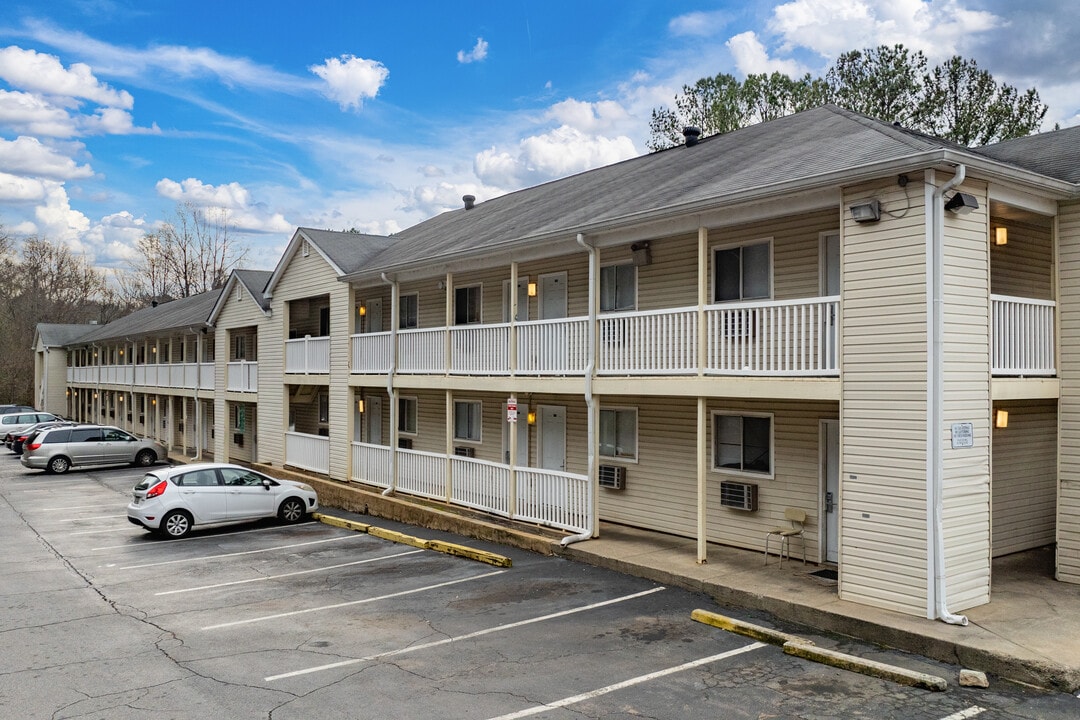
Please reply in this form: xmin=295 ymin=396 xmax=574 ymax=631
xmin=648 ymin=45 xmax=1048 ymax=150
xmin=0 ymin=203 xmax=246 ymax=406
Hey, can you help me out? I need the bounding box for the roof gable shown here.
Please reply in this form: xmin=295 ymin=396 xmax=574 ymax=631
xmin=265 ymin=227 xmax=393 ymax=296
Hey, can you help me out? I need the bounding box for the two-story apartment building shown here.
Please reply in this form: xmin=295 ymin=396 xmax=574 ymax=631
xmin=35 ymin=105 xmax=1080 ymax=624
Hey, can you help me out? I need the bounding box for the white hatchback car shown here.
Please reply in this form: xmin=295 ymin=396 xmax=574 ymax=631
xmin=127 ymin=463 xmax=318 ymax=538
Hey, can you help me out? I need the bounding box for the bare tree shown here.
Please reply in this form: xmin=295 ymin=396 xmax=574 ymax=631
xmin=0 ymin=235 xmax=109 ymax=404
xmin=117 ymin=202 xmax=248 ymax=301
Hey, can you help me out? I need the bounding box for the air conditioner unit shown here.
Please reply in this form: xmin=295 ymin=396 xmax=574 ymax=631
xmin=720 ymin=480 xmax=758 ymax=511
xmin=598 ymin=464 xmax=626 ymax=490
xmin=398 ymin=437 xmax=413 ymax=450
xmin=454 ymin=446 xmax=475 ymax=458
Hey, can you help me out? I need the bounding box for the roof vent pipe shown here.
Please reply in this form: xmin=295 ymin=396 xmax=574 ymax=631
xmin=462 ymin=194 xmax=476 ymax=210
xmin=683 ymin=126 xmax=701 ymax=147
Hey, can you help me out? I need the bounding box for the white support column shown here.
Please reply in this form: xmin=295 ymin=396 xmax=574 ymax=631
xmin=697 ymin=396 xmax=708 ymax=564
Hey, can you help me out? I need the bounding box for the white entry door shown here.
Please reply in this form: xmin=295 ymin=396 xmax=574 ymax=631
xmin=538 ymin=405 xmax=566 ymax=471
xmin=539 ymin=272 xmax=568 ymax=320
xmin=821 ymin=419 xmax=840 ymax=564
xmin=366 ymin=298 xmax=383 ymax=333
xmin=367 ymin=396 xmax=383 ymax=445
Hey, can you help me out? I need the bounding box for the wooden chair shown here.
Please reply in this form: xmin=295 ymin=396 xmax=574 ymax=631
xmin=764 ymin=508 xmax=806 ymax=567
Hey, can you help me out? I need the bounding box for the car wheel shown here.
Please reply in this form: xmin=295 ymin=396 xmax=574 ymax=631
xmin=158 ymin=510 xmax=192 ymax=539
xmin=278 ymin=497 xmax=306 ymax=524
xmin=47 ymin=456 xmax=71 ymax=474
xmin=134 ymin=449 xmax=157 ymax=467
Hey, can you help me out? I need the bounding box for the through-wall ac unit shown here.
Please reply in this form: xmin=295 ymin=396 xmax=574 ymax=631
xmin=454 ymin=446 xmax=475 ymax=458
xmin=719 ymin=480 xmax=758 ymax=511
xmin=398 ymin=437 xmax=413 ymax=450
xmin=598 ymin=464 xmax=626 ymax=490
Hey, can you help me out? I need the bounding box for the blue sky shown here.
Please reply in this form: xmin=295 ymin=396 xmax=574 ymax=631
xmin=1 ymin=0 xmax=1078 ymax=273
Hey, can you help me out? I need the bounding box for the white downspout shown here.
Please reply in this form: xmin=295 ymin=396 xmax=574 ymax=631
xmin=562 ymin=233 xmax=598 ymax=546
xmin=929 ymin=165 xmax=969 ymax=626
xmin=381 ymin=272 xmax=398 ymax=496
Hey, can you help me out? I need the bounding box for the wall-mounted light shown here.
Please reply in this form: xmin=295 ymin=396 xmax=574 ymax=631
xmin=93 ymin=392 xmax=98 ymax=399
xmin=358 ymin=305 xmax=367 ymax=316
xmin=152 ymin=347 xmax=157 ymax=354
xmin=118 ymin=395 xmax=124 ymax=403
xmin=944 ymin=192 xmax=979 ymax=214
xmin=631 ymin=241 xmax=652 ymax=266
xmin=437 ymin=280 xmax=446 ymax=290
xmin=527 ymin=410 xmax=536 ymax=425
xmin=151 ymin=398 xmax=156 ymax=406
xmin=994 ymin=227 xmax=1008 ymax=246
xmin=527 ymin=282 xmax=537 ymax=298
xmin=119 ymin=348 xmax=124 ymax=356
xmin=994 ymin=409 xmax=1009 ymax=429
xmin=849 ymin=199 xmax=881 ymax=223
xmin=356 ymin=399 xmax=365 ymax=413
xmin=65 ymin=389 xmax=70 ymax=397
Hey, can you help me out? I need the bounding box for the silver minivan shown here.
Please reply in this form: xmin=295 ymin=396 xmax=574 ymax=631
xmin=21 ymin=424 xmax=169 ymax=474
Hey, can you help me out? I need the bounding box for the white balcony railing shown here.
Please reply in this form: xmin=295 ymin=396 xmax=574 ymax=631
xmin=69 ymin=362 xmax=214 ymax=389
xmin=398 ymin=327 xmax=445 ymax=373
xmin=350 ymin=441 xmax=590 ymax=534
xmin=350 ymin=332 xmax=392 ymax=374
xmin=517 ymin=317 xmax=590 ymax=375
xmin=992 ymin=294 xmax=1056 ymax=376
xmin=706 ymin=297 xmax=839 ymax=376
xmin=450 ymin=324 xmax=511 ymax=375
xmin=226 ymin=360 xmax=259 ymax=392
xmin=285 ymin=336 xmax=330 ymax=374
xmin=285 ymin=431 xmax=330 ymax=474
xmin=599 ymin=308 xmax=698 ymax=375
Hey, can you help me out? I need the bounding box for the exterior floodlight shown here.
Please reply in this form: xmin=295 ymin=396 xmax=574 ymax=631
xmin=849 ymin=200 xmax=881 ymax=223
xmin=944 ymin=192 xmax=979 ymax=214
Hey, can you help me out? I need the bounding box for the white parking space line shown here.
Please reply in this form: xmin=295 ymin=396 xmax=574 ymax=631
xmin=72 ymin=527 xmax=142 ymax=537
xmin=938 ymin=708 xmax=986 ymax=720
xmin=485 ymin=641 xmax=768 ymax=720
xmin=40 ymin=503 xmax=121 ymax=511
xmin=62 ymin=514 xmax=126 ymax=522
xmin=264 ymin=586 xmax=666 ymax=682
xmin=210 ymin=570 xmax=508 ymax=633
xmin=116 ymin=534 xmax=363 ymax=570
xmin=156 ymin=550 xmax=425 ymax=595
xmin=89 ymin=523 xmax=312 ymax=548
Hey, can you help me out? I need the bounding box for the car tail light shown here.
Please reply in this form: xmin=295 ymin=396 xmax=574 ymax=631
xmin=146 ymin=480 xmax=168 ymax=499
xmin=27 ymin=442 xmax=41 ymax=451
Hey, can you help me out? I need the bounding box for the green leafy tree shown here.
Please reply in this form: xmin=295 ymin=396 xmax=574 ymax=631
xmin=648 ymin=45 xmax=1048 ymax=150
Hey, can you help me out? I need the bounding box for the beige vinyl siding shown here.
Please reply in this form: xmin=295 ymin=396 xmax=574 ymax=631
xmin=940 ymin=181 xmax=991 ymax=611
xmin=990 ymin=219 xmax=1054 ymax=300
xmin=213 ymin=286 xmax=267 ymax=462
xmin=840 ymin=176 xmax=930 ymax=616
xmin=519 ymin=255 xmax=591 ymax=319
xmin=1057 ymin=200 xmax=1080 ymax=583
xmin=992 ymin=400 xmax=1056 ymax=556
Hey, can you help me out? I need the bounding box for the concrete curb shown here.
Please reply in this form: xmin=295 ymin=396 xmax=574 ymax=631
xmin=313 ymin=512 xmax=512 ymax=567
xmin=692 ymin=608 xmax=947 ymax=692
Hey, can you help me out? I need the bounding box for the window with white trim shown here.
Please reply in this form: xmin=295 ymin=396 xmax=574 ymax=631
xmin=399 ymin=293 xmax=419 ymax=329
xmin=234 ymin=335 xmax=246 ymax=360
xmin=454 ymin=285 xmax=482 ymax=325
xmin=398 ymin=397 xmax=417 ymax=435
xmin=713 ymin=240 xmax=771 ymax=302
xmin=600 ymin=263 xmax=636 ymax=312
xmin=453 ymin=400 xmax=482 ymax=442
xmin=713 ymin=412 xmax=772 ymax=475
xmin=318 ymin=393 xmax=329 ymax=424
xmin=599 ymin=407 xmax=637 ymax=460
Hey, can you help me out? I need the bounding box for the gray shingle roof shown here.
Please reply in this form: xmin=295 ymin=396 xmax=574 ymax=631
xmin=234 ymin=269 xmax=272 ymax=310
xmin=356 ymin=105 xmax=955 ymax=274
xmin=72 ymin=290 xmax=222 ymax=344
xmin=297 ymin=228 xmax=395 ymax=275
xmin=36 ymin=323 xmax=97 ymax=347
xmin=973 ymin=125 xmax=1080 ymax=184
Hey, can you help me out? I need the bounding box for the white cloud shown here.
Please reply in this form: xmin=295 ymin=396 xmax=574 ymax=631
xmin=155 ymin=177 xmax=292 ymax=233
xmin=546 ymin=98 xmax=630 ymax=133
xmin=0 ymin=170 xmax=46 ymax=201
xmin=309 ymin=55 xmax=388 ymax=111
xmin=767 ymin=0 xmax=1001 ymax=61
xmin=727 ymin=31 xmax=812 ymax=76
xmin=0 ymin=88 xmax=78 ymax=137
xmin=0 ymin=45 xmax=133 ymax=108
xmin=33 ymin=181 xmax=91 ymax=246
xmin=0 ymin=136 xmax=93 ymax=180
xmin=81 ymin=107 xmax=160 ymax=135
xmin=474 ymin=125 xmax=637 ymax=189
xmin=457 ymin=38 xmax=489 ymax=64
xmin=669 ymin=11 xmax=733 ymax=37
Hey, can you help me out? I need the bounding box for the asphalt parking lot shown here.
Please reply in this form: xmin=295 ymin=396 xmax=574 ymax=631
xmin=2 ymin=460 xmax=1078 ymax=719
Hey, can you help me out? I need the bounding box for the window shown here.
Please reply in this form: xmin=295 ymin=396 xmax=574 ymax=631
xmin=713 ymin=413 xmax=772 ymax=475
xmin=600 ymin=264 xmax=636 ymax=312
xmin=234 ymin=405 xmax=246 ymax=432
xmin=400 ymin=293 xmax=419 ymax=329
xmin=455 ymin=286 xmax=481 ymax=324
xmin=234 ymin=335 xmax=247 ymax=360
xmin=714 ymin=240 xmax=771 ymax=302
xmin=454 ymin=400 xmax=482 ymax=442
xmin=398 ymin=397 xmax=417 ymax=434
xmin=599 ymin=407 xmax=637 ymax=460
xmin=221 ymin=468 xmax=271 ymax=486
xmin=102 ymin=429 xmax=133 ymax=442
xmin=177 ymin=469 xmax=220 ymax=487
xmin=318 ymin=393 xmax=329 ymax=424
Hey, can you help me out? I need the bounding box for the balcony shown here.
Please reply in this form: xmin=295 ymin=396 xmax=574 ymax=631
xmin=285 ymin=336 xmax=330 ymax=374
xmin=226 ymin=360 xmax=259 ymax=392
xmin=351 ymin=442 xmax=590 ymax=534
xmin=67 ymin=363 xmax=214 ymax=390
xmin=285 ymin=431 xmax=330 ymax=474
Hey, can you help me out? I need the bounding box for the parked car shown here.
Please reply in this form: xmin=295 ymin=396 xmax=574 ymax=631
xmin=8 ymin=420 xmax=77 ymax=454
xmin=21 ymin=424 xmax=168 ymax=474
xmin=1 ymin=411 xmax=62 ymax=447
xmin=126 ymin=463 xmax=319 ymax=538
xmin=0 ymin=404 xmax=35 ymax=414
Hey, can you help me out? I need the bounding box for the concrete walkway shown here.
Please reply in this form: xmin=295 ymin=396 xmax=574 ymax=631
xmin=187 ymin=460 xmax=1080 ymax=693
